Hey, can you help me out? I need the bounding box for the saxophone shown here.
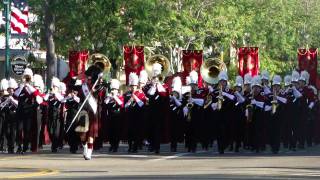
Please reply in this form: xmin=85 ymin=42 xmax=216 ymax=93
xmin=246 ymin=92 xmax=253 ymax=123
xmin=271 ymin=88 xmax=278 ymax=114
xmin=204 ymin=93 xmax=213 ymax=109
xmin=186 ymin=91 xmax=193 ymax=122
xmin=217 ymin=85 xmax=224 ymax=110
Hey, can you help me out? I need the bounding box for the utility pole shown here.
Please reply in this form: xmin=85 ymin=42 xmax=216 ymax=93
xmin=4 ymin=0 xmax=11 ymax=79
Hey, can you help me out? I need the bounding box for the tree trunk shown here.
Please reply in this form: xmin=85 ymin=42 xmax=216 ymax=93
xmin=44 ymin=0 xmax=56 ymax=88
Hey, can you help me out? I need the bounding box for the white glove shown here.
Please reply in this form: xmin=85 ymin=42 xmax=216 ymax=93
xmin=264 ymin=87 xmax=271 ymax=95
xmin=251 ymin=99 xmax=257 ymax=105
xmin=211 ymin=102 xmax=218 ymax=111
xmin=264 ymin=105 xmax=272 ymax=111
xmin=309 ymin=102 xmax=315 ymax=109
xmin=222 ymin=91 xmax=235 ymax=100
xmin=245 ymin=109 xmax=249 ymax=117
xmin=183 ymin=106 xmax=188 ymax=117
xmin=208 ymin=86 xmax=214 ymax=93
xmin=36 ymin=96 xmax=43 ymax=104
xmin=172 ymin=96 xmax=182 ymax=107
xmin=133 ymin=94 xmax=144 ymax=107
xmin=191 ymin=98 xmax=204 ymax=106
xmin=276 ymin=96 xmax=287 ymax=104
xmin=147 ymin=86 xmax=156 ymax=96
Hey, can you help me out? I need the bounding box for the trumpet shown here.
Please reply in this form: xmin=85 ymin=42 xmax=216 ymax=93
xmin=271 ymin=88 xmax=278 ymax=114
xmin=217 ymin=85 xmax=224 ymax=110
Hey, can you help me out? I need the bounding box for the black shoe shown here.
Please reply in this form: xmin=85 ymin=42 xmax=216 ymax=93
xmin=16 ymin=147 xmax=22 ymax=154
xmin=112 ymin=148 xmax=118 ymax=153
xmin=170 ymin=148 xmax=177 ymax=152
xmin=155 ymin=150 xmax=160 ymax=154
xmin=51 ymin=148 xmax=58 ymax=153
xmin=109 ymin=147 xmax=113 ymax=152
xmin=219 ymin=151 xmax=224 ymax=154
xmin=8 ymin=149 xmax=14 ymax=154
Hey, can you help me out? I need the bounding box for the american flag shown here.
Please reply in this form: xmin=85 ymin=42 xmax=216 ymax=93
xmin=10 ymin=0 xmax=29 ymax=34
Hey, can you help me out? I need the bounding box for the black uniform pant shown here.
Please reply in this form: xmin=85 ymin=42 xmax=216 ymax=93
xmin=4 ymin=110 xmax=16 ymax=152
xmin=269 ymin=115 xmax=281 ymax=153
xmin=0 ymin=111 xmax=5 ymax=150
xmin=65 ymin=110 xmax=80 ymax=153
xmin=108 ymin=114 xmax=121 ymax=151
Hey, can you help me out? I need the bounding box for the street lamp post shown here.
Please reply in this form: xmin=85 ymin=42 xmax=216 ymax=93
xmin=4 ymin=0 xmax=11 ymax=79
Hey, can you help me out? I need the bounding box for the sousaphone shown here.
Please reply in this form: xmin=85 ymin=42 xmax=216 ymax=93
xmin=89 ymin=53 xmax=111 ymax=74
xmin=145 ymin=54 xmax=170 ymax=82
xmin=200 ymin=58 xmax=226 ymax=84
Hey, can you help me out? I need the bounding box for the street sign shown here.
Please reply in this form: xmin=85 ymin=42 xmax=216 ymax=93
xmin=11 ymin=56 xmax=28 ymax=76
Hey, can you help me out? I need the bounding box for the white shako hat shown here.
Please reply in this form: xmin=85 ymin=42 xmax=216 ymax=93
xmin=139 ymin=70 xmax=148 ymax=84
xmin=8 ymin=78 xmax=18 ymax=89
xmin=235 ymin=75 xmax=243 ymax=87
xmin=299 ymin=70 xmax=310 ymax=84
xmin=171 ymin=76 xmax=182 ymax=94
xmin=110 ymin=79 xmax=121 ymax=90
xmin=251 ymin=75 xmax=262 ymax=87
xmin=129 ymin=72 xmax=139 ymax=86
xmin=272 ymin=75 xmax=282 ymax=86
xmin=218 ymin=70 xmax=228 ymax=81
xmin=291 ymin=70 xmax=300 ymax=82
xmin=187 ymin=70 xmax=198 ymax=85
xmin=244 ymin=73 xmax=252 ymax=85
xmin=284 ymin=75 xmax=291 ymax=86
xmin=261 ymin=70 xmax=270 ymax=81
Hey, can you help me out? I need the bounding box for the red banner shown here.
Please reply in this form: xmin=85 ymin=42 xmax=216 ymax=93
xmin=181 ymin=50 xmax=203 ymax=87
xmin=237 ymin=47 xmax=259 ymax=77
xmin=68 ymin=50 xmax=89 ymax=79
xmin=123 ymin=45 xmax=145 ymax=85
xmin=298 ymin=48 xmax=318 ymax=86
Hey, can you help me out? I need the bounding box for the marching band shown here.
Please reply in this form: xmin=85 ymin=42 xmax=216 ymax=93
xmin=0 ymin=56 xmax=319 ymax=161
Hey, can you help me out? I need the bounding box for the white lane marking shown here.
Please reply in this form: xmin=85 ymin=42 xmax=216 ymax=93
xmin=149 ymin=150 xmax=207 ymax=162
xmin=92 ymin=154 xmax=149 ymax=158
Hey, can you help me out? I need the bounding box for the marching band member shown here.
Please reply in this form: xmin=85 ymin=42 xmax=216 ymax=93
xmin=47 ymin=77 xmax=64 ymax=152
xmin=0 ymin=79 xmax=9 ymax=152
xmin=232 ymin=76 xmax=246 ymax=152
xmin=281 ymin=75 xmax=293 ymax=149
xmin=288 ymin=70 xmax=303 ymax=150
xmin=124 ymin=72 xmax=147 ymax=153
xmin=298 ymin=71 xmax=316 ymax=148
xmin=243 ymin=73 xmax=253 ymax=149
xmin=32 ymin=74 xmax=46 ymax=153
xmin=145 ymin=63 xmax=170 ymax=154
xmin=201 ymin=80 xmax=217 ymax=151
xmin=58 ymin=82 xmax=67 ymax=149
xmin=3 ymin=79 xmax=19 ymax=153
xmin=138 ymin=70 xmax=149 ymax=149
xmin=64 ymin=79 xmax=81 ymax=154
xmin=215 ymin=71 xmax=236 ymax=154
xmin=15 ymin=69 xmax=44 ymax=154
xmin=104 ymin=79 xmax=124 ymax=152
xmin=79 ymin=65 xmax=103 ymax=160
xmin=261 ymin=70 xmax=271 ymax=150
xmin=247 ymin=75 xmax=267 ymax=153
xmin=183 ymin=70 xmax=205 ymax=153
xmin=269 ymin=75 xmax=287 ymax=154
xmin=169 ymin=76 xmax=184 ymax=152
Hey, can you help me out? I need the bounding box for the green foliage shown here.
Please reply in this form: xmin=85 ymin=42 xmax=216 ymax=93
xmin=28 ymin=0 xmax=320 ymax=78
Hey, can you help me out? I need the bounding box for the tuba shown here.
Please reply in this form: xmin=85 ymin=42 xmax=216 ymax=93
xmin=145 ymin=54 xmax=170 ymax=82
xmin=201 ymin=58 xmax=226 ymax=109
xmin=89 ymin=53 xmax=111 ymax=74
xmin=200 ymin=58 xmax=226 ymax=85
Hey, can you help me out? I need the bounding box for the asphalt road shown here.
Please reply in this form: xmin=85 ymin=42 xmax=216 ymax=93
xmin=1 ymin=144 xmax=320 ymax=179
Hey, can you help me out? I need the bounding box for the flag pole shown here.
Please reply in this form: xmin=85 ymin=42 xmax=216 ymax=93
xmin=4 ymin=0 xmax=11 ymax=79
